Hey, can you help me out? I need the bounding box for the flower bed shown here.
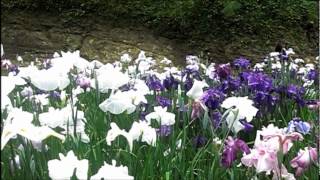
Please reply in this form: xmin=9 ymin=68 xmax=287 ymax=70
xmin=1 ymin=44 xmax=318 ymax=179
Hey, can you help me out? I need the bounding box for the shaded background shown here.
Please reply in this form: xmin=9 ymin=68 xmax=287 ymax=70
xmin=1 ymin=0 xmax=318 ymax=64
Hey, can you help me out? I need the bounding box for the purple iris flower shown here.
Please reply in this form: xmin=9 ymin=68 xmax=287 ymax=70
xmin=239 ymin=119 xmax=254 ymax=132
xmin=36 ymin=89 xmax=46 ymax=94
xmin=219 ymin=77 xmax=241 ymax=93
xmin=182 ymin=67 xmax=201 ymax=79
xmin=156 ymin=96 xmax=171 ymax=107
xmin=76 ymin=75 xmax=91 ymax=90
xmin=184 ymin=76 xmax=193 ymax=92
xmin=306 ymin=99 xmax=320 ymax=110
xmin=163 ymin=74 xmax=178 ymax=90
xmin=139 ymin=111 xmax=148 ymax=121
xmin=211 ymin=111 xmax=222 ymax=128
xmin=287 ymin=85 xmax=304 ymax=96
xmin=8 ymin=64 xmax=19 ymax=75
xmin=192 ymin=136 xmax=207 ymax=148
xmin=191 ymin=101 xmax=205 ymax=119
xmin=287 ymin=117 xmax=311 ymax=135
xmin=49 ymin=91 xmax=60 ymax=99
xmin=221 ymin=137 xmax=250 ymax=168
xmin=181 ymin=67 xmax=202 ymax=92
xmin=201 ymin=88 xmax=225 ymax=110
xmin=146 ymin=75 xmax=164 ymax=91
xmin=286 ymin=84 xmax=305 ymax=106
xmin=307 ymin=69 xmax=318 ymax=81
xmin=253 ymin=91 xmax=278 ymax=113
xmin=233 ymin=57 xmax=250 ymax=69
xmin=240 ymin=71 xmax=250 ymax=82
xmin=280 ymin=51 xmax=289 ymax=61
xmin=156 ymin=125 xmax=172 ymax=137
xmin=245 ymin=72 xmax=273 ymax=92
xmin=215 ymin=64 xmax=231 ymax=79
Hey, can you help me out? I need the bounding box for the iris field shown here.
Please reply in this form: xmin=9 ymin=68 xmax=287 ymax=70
xmin=1 ymin=44 xmax=319 ymax=179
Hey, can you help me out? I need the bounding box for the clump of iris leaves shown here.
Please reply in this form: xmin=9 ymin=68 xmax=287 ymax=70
xmin=1 ymin=48 xmax=318 ymax=180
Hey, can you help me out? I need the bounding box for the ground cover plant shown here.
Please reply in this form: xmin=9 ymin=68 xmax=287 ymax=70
xmin=1 ymin=44 xmax=319 ymax=179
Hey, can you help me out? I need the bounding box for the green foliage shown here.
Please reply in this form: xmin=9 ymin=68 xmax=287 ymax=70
xmin=222 ymin=0 xmax=242 ymax=17
xmin=1 ymin=0 xmax=318 ymax=41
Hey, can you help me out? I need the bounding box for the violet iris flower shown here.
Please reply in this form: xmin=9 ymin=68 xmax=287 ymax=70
xmin=163 ymin=74 xmax=178 ymax=90
xmin=183 ymin=68 xmax=201 ymax=79
xmin=49 ymin=91 xmax=61 ymax=99
xmin=215 ymin=64 xmax=231 ymax=79
xmin=184 ymin=76 xmax=193 ymax=92
xmin=219 ymin=77 xmax=241 ymax=93
xmin=139 ymin=111 xmax=148 ymax=121
xmin=182 ymin=68 xmax=202 ymax=91
xmin=190 ymin=101 xmax=203 ymax=119
xmin=211 ymin=111 xmax=222 ymax=128
xmin=146 ymin=75 xmax=164 ymax=91
xmin=192 ymin=136 xmax=207 ymax=148
xmin=306 ymin=99 xmax=320 ymax=110
xmin=156 ymin=125 xmax=172 ymax=137
xmin=76 ymin=75 xmax=91 ymax=90
xmin=286 ymin=84 xmax=305 ymax=106
xmin=8 ymin=64 xmax=19 ymax=75
xmin=245 ymin=72 xmax=273 ymax=92
xmin=233 ymin=57 xmax=250 ymax=69
xmin=221 ymin=137 xmax=250 ymax=168
xmin=253 ymin=91 xmax=278 ymax=114
xmin=239 ymin=119 xmax=254 ymax=132
xmin=201 ymin=88 xmax=225 ymax=110
xmin=307 ymin=69 xmax=319 ymax=86
xmin=287 ymin=118 xmax=311 ymax=135
xmin=156 ymin=96 xmax=171 ymax=107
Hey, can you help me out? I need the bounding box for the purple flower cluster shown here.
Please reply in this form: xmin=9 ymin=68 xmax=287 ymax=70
xmin=156 ymin=96 xmax=171 ymax=107
xmin=191 ymin=101 xmax=205 ymax=120
xmin=215 ymin=64 xmax=231 ymax=79
xmin=201 ymin=88 xmax=225 ymax=110
xmin=253 ymin=91 xmax=278 ymax=114
xmin=76 ymin=75 xmax=91 ymax=90
xmin=211 ymin=111 xmax=222 ymax=128
xmin=8 ymin=64 xmax=19 ymax=75
xmin=146 ymin=75 xmax=164 ymax=91
xmin=233 ymin=57 xmax=250 ymax=69
xmin=163 ymin=74 xmax=178 ymax=90
xmin=156 ymin=125 xmax=172 ymax=137
xmin=49 ymin=91 xmax=61 ymax=99
xmin=221 ymin=137 xmax=250 ymax=168
xmin=218 ymin=77 xmax=241 ymax=93
xmin=239 ymin=119 xmax=254 ymax=132
xmin=307 ymin=69 xmax=318 ymax=85
xmin=182 ymin=68 xmax=201 ymax=91
xmin=287 ymin=117 xmax=311 ymax=135
xmin=286 ymin=84 xmax=305 ymax=106
xmin=241 ymin=71 xmax=273 ymax=92
xmin=184 ymin=77 xmax=193 ymax=92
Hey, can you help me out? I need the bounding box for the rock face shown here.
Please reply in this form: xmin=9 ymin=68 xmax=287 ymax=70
xmin=1 ymin=11 xmax=189 ymax=65
xmin=1 ymin=11 xmax=317 ymax=65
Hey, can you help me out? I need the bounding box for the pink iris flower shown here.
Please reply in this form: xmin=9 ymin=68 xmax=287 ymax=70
xmin=290 ymin=147 xmax=317 ymax=176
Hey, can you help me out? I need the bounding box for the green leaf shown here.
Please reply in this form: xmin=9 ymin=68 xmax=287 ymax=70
xmin=222 ymin=1 xmax=242 ymax=17
xmin=202 ymin=111 xmax=209 ymax=130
